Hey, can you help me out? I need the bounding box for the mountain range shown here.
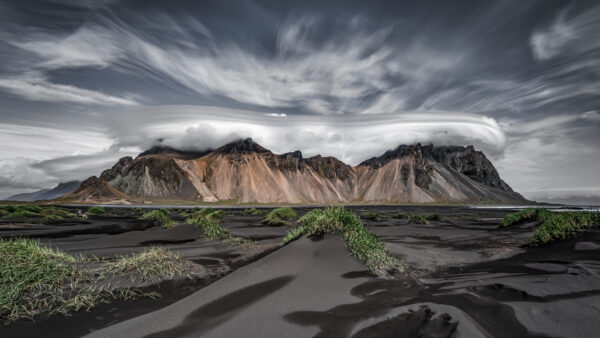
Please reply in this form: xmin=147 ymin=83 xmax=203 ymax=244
xmin=7 ymin=181 xmax=81 ymax=202
xmin=57 ymin=138 xmax=525 ymax=204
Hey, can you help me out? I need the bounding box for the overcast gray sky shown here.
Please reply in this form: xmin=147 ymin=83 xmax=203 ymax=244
xmin=0 ymin=0 xmax=599 ymax=202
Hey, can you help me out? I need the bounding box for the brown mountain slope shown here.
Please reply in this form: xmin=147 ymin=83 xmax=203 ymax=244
xmin=59 ymin=176 xmax=131 ymax=204
xmin=72 ymin=138 xmax=525 ymax=204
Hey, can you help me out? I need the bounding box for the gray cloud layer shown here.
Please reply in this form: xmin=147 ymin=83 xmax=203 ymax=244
xmin=0 ymin=0 xmax=598 ymax=203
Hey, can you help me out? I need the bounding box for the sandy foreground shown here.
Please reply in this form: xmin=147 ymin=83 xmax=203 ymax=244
xmin=1 ymin=205 xmax=599 ymax=337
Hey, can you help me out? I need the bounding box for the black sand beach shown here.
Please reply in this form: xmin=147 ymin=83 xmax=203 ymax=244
xmin=2 ymin=205 xmax=599 ymax=337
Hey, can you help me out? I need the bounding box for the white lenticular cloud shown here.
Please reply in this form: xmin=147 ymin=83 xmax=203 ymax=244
xmin=103 ymin=105 xmax=507 ymax=165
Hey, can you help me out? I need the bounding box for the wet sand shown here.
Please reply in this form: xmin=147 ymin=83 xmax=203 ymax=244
xmin=2 ymin=206 xmax=599 ymax=337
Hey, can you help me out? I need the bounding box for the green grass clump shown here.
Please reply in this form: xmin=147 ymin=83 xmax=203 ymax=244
xmin=391 ymin=212 xmax=410 ymax=219
xmin=361 ymin=211 xmax=382 ymax=221
xmin=500 ymin=208 xmax=600 ymax=245
xmin=499 ymin=208 xmax=549 ymax=227
xmin=409 ymin=214 xmax=429 ymax=224
xmin=85 ymin=206 xmax=105 ymax=215
xmin=7 ymin=209 xmax=41 ymax=218
xmin=1 ymin=205 xmax=42 ymax=214
xmin=0 ymin=239 xmax=195 ymax=324
xmin=283 ymin=207 xmax=401 ymax=275
xmin=183 ymin=208 xmax=225 ymax=223
xmin=39 ymin=207 xmax=77 ymax=223
xmin=263 ymin=207 xmax=299 ymax=226
xmin=244 ymin=208 xmax=265 ymax=215
xmin=425 ymin=213 xmax=442 ymax=221
xmin=390 ymin=212 xmax=431 ymax=224
xmin=185 ymin=210 xmax=250 ymax=244
xmin=0 ymin=204 xmax=42 ymax=219
xmin=0 ymin=205 xmax=81 ymax=224
xmin=0 ymin=238 xmax=76 ymax=322
xmin=186 ymin=217 xmax=230 ymax=240
xmin=530 ymin=211 xmax=600 ymax=245
xmin=102 ymin=247 xmax=192 ymax=282
xmin=131 ymin=207 xmax=143 ymax=213
xmin=140 ymin=209 xmax=175 ymax=228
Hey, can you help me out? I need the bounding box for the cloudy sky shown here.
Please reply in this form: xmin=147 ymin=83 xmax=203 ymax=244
xmin=0 ymin=0 xmax=599 ymax=202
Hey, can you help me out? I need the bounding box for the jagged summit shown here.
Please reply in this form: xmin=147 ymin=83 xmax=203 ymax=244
xmin=65 ymin=139 xmax=526 ymax=204
xmin=359 ymin=143 xmax=428 ymax=168
xmin=138 ymin=145 xmax=212 ymax=159
xmin=215 ymin=138 xmax=270 ymax=154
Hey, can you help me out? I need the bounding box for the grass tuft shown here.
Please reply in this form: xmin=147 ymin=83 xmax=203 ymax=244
xmin=283 ymin=207 xmax=401 ymax=276
xmin=186 ymin=217 xmax=230 ymax=240
xmin=499 ymin=208 xmax=545 ymax=227
xmin=360 ymin=211 xmax=382 ymax=221
xmin=1 ymin=205 xmax=82 ymax=224
xmin=0 ymin=238 xmax=194 ymax=324
xmin=244 ymin=208 xmax=266 ymax=215
xmin=85 ymin=206 xmax=105 ymax=216
xmin=425 ymin=213 xmax=442 ymax=221
xmin=500 ymin=208 xmax=600 ymax=245
xmin=102 ymin=247 xmax=193 ymax=282
xmin=185 ymin=209 xmax=250 ymax=244
xmin=263 ymin=207 xmax=299 ymax=226
xmin=139 ymin=209 xmax=175 ymax=228
xmin=390 ymin=212 xmax=431 ymax=224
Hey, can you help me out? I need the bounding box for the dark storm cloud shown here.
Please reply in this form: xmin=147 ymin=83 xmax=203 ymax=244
xmin=0 ymin=0 xmax=599 ymax=202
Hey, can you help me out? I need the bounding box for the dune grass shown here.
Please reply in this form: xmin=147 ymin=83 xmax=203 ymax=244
xmin=263 ymin=207 xmax=299 ymax=226
xmin=100 ymin=247 xmax=195 ymax=282
xmin=0 ymin=238 xmax=194 ymax=324
xmin=500 ymin=208 xmax=600 ymax=245
xmin=391 ymin=212 xmax=430 ymax=224
xmin=183 ymin=207 xmax=225 ymax=223
xmin=186 ymin=217 xmax=230 ymax=240
xmin=360 ymin=211 xmax=382 ymax=221
xmin=499 ymin=208 xmax=546 ymax=227
xmin=283 ymin=207 xmax=401 ymax=275
xmin=391 ymin=212 xmax=410 ymax=219
xmin=244 ymin=207 xmax=266 ymax=215
xmin=139 ymin=209 xmax=175 ymax=228
xmin=425 ymin=213 xmax=442 ymax=221
xmin=85 ymin=206 xmax=106 ymax=216
xmin=1 ymin=205 xmax=82 ymax=224
xmin=185 ymin=208 xmax=250 ymax=244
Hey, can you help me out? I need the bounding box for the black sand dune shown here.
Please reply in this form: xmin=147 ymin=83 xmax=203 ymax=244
xmin=2 ymin=206 xmax=600 ymax=337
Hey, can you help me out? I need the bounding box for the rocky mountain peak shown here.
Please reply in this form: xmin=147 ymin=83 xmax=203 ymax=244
xmin=137 ymin=145 xmax=211 ymax=159
xmin=216 ymin=138 xmax=270 ymax=154
xmin=100 ymin=156 xmax=134 ymax=182
xmin=359 ymin=143 xmax=427 ymax=169
xmin=305 ymin=155 xmax=353 ymax=180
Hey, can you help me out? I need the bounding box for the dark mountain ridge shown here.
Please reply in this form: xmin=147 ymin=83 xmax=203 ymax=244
xmin=62 ymin=138 xmax=525 ymax=204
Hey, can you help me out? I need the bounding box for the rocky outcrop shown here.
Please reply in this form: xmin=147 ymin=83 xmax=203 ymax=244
xmin=101 ymin=156 xmax=198 ymax=200
xmin=100 ymin=156 xmax=134 ymax=182
xmin=424 ymin=145 xmax=514 ymax=191
xmin=61 ymin=176 xmax=129 ymax=203
xmin=66 ymin=139 xmax=526 ymax=204
xmin=305 ymin=155 xmax=352 ymax=181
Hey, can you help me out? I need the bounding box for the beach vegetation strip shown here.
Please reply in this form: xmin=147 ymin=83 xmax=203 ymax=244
xmin=139 ymin=209 xmax=176 ymax=228
xmin=263 ymin=207 xmax=299 ymax=226
xmin=283 ymin=207 xmax=401 ymax=276
xmin=499 ymin=208 xmax=600 ymax=245
xmin=1 ymin=205 xmax=84 ymax=224
xmin=185 ymin=208 xmax=250 ymax=244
